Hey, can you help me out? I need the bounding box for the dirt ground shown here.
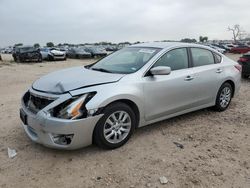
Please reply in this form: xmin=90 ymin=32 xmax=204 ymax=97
xmin=0 ymin=54 xmax=249 ymax=188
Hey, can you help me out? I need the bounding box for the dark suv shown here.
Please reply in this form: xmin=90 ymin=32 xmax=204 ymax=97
xmin=238 ymin=52 xmax=250 ymax=78
xmin=13 ymin=46 xmax=42 ymax=62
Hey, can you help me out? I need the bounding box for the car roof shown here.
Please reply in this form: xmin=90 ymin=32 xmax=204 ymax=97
xmin=15 ymin=45 xmax=34 ymax=49
xmin=130 ymin=42 xmax=207 ymax=49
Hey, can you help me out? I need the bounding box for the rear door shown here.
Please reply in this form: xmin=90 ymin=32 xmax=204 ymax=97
xmin=188 ymin=48 xmax=224 ymax=105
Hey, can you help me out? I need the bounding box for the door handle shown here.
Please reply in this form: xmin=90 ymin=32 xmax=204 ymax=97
xmin=184 ymin=75 xmax=194 ymax=81
xmin=216 ymin=68 xmax=223 ymax=73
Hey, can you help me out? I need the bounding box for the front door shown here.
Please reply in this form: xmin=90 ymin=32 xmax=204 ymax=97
xmin=143 ymin=48 xmax=198 ymax=121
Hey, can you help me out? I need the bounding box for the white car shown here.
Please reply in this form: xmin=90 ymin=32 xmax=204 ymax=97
xmin=222 ymin=44 xmax=238 ymax=51
xmin=40 ymin=48 xmax=66 ymax=61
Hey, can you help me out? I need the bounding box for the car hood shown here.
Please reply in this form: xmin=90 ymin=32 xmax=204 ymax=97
xmin=32 ymin=66 xmax=124 ymax=94
xmin=51 ymin=50 xmax=65 ymax=55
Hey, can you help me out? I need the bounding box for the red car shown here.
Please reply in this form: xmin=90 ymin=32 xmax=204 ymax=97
xmin=230 ymin=46 xmax=250 ymax=54
xmin=238 ymin=52 xmax=250 ymax=78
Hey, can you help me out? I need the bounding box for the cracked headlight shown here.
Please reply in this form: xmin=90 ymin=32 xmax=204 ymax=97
xmin=52 ymin=92 xmax=96 ymax=120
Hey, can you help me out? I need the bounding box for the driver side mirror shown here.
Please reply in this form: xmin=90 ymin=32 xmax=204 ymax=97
xmin=150 ymin=66 xmax=171 ymax=75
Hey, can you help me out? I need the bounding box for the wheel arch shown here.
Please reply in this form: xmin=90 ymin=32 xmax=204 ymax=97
xmin=222 ymin=80 xmax=235 ymax=97
xmin=100 ymin=99 xmax=141 ymax=129
xmin=91 ymin=98 xmax=141 ymax=146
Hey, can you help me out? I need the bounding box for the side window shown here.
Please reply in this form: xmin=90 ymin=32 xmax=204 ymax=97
xmin=214 ymin=53 xmax=222 ymax=64
xmin=153 ymin=48 xmax=189 ymax=71
xmin=191 ymin=48 xmax=215 ymax=67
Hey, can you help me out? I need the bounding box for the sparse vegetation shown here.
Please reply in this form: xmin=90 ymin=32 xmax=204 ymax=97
xmin=180 ymin=38 xmax=197 ymax=43
xmin=14 ymin=43 xmax=23 ymax=47
xmin=199 ymin=36 xmax=208 ymax=43
xmin=46 ymin=42 xmax=54 ymax=47
xmin=227 ymin=24 xmax=246 ymax=43
xmin=34 ymin=43 xmax=40 ymax=48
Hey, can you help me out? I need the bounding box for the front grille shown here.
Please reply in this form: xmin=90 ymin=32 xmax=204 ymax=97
xmin=54 ymin=54 xmax=64 ymax=57
xmin=23 ymin=91 xmax=54 ymax=114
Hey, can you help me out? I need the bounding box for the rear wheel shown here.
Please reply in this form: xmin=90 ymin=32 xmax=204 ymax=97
xmin=93 ymin=102 xmax=136 ymax=149
xmin=213 ymin=83 xmax=233 ymax=111
xmin=16 ymin=56 xmax=21 ymax=63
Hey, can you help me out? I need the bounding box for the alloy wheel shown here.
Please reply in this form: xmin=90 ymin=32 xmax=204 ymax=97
xmin=103 ymin=111 xmax=131 ymax=144
xmin=219 ymin=87 xmax=231 ymax=108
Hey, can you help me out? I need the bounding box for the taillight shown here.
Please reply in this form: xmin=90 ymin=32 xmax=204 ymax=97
xmin=234 ymin=64 xmax=242 ymax=72
xmin=238 ymin=57 xmax=248 ymax=62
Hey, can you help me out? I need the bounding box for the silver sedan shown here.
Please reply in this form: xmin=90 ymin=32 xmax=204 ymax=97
xmin=20 ymin=42 xmax=241 ymax=150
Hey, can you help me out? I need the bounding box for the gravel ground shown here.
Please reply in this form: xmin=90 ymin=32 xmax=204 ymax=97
xmin=0 ymin=54 xmax=249 ymax=188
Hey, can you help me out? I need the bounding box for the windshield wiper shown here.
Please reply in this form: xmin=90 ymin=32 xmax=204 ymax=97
xmin=91 ymin=68 xmax=112 ymax=73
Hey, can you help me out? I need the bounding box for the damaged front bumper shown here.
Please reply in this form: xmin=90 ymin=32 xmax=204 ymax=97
xmin=20 ymin=88 xmax=103 ymax=150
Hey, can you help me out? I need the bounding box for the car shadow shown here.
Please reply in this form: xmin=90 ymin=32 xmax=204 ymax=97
xmin=20 ymin=107 xmax=214 ymax=157
xmin=134 ymin=108 xmax=212 ymax=135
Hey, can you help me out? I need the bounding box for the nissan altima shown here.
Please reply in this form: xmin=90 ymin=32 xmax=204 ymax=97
xmin=20 ymin=42 xmax=241 ymax=150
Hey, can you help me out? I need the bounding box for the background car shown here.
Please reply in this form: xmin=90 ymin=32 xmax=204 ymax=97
xmin=40 ymin=48 xmax=66 ymax=61
xmin=84 ymin=47 xmax=107 ymax=57
xmin=67 ymin=47 xmax=92 ymax=59
xmin=1 ymin=47 xmax=13 ymax=54
xmin=238 ymin=52 xmax=250 ymax=78
xmin=223 ymin=44 xmax=238 ymax=50
xmin=212 ymin=44 xmax=229 ymax=52
xmin=230 ymin=45 xmax=250 ymax=54
xmin=12 ymin=46 xmax=42 ymax=62
xmin=106 ymin=46 xmax=118 ymax=52
xmin=205 ymin=44 xmax=226 ymax=54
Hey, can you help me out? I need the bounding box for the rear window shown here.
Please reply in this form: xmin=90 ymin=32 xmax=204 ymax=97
xmin=191 ymin=48 xmax=215 ymax=67
xmin=214 ymin=53 xmax=222 ymax=63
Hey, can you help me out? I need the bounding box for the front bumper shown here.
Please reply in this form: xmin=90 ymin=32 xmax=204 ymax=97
xmin=53 ymin=55 xmax=66 ymax=60
xmin=20 ymin=91 xmax=103 ymax=150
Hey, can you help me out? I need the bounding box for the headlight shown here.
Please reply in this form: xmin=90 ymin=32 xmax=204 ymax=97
xmin=51 ymin=92 xmax=96 ymax=120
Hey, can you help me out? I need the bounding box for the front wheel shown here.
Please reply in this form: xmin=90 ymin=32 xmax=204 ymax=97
xmin=213 ymin=83 xmax=233 ymax=111
xmin=93 ymin=102 xmax=136 ymax=149
xmin=16 ymin=56 xmax=21 ymax=63
xmin=37 ymin=54 xmax=42 ymax=62
xmin=48 ymin=55 xmax=54 ymax=61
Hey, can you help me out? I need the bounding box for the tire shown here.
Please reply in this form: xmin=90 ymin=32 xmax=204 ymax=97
xmin=48 ymin=55 xmax=54 ymax=61
xmin=16 ymin=56 xmax=21 ymax=63
xmin=93 ymin=102 xmax=136 ymax=149
xmin=213 ymin=82 xmax=233 ymax=112
xmin=37 ymin=54 xmax=42 ymax=62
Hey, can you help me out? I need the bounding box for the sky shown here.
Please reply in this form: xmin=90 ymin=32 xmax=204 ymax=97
xmin=0 ymin=0 xmax=250 ymax=46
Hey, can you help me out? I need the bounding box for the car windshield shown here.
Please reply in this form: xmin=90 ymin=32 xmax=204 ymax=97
xmin=19 ymin=47 xmax=36 ymax=53
xmin=89 ymin=47 xmax=161 ymax=74
xmin=75 ymin=48 xmax=86 ymax=53
xmin=41 ymin=48 xmax=49 ymax=52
